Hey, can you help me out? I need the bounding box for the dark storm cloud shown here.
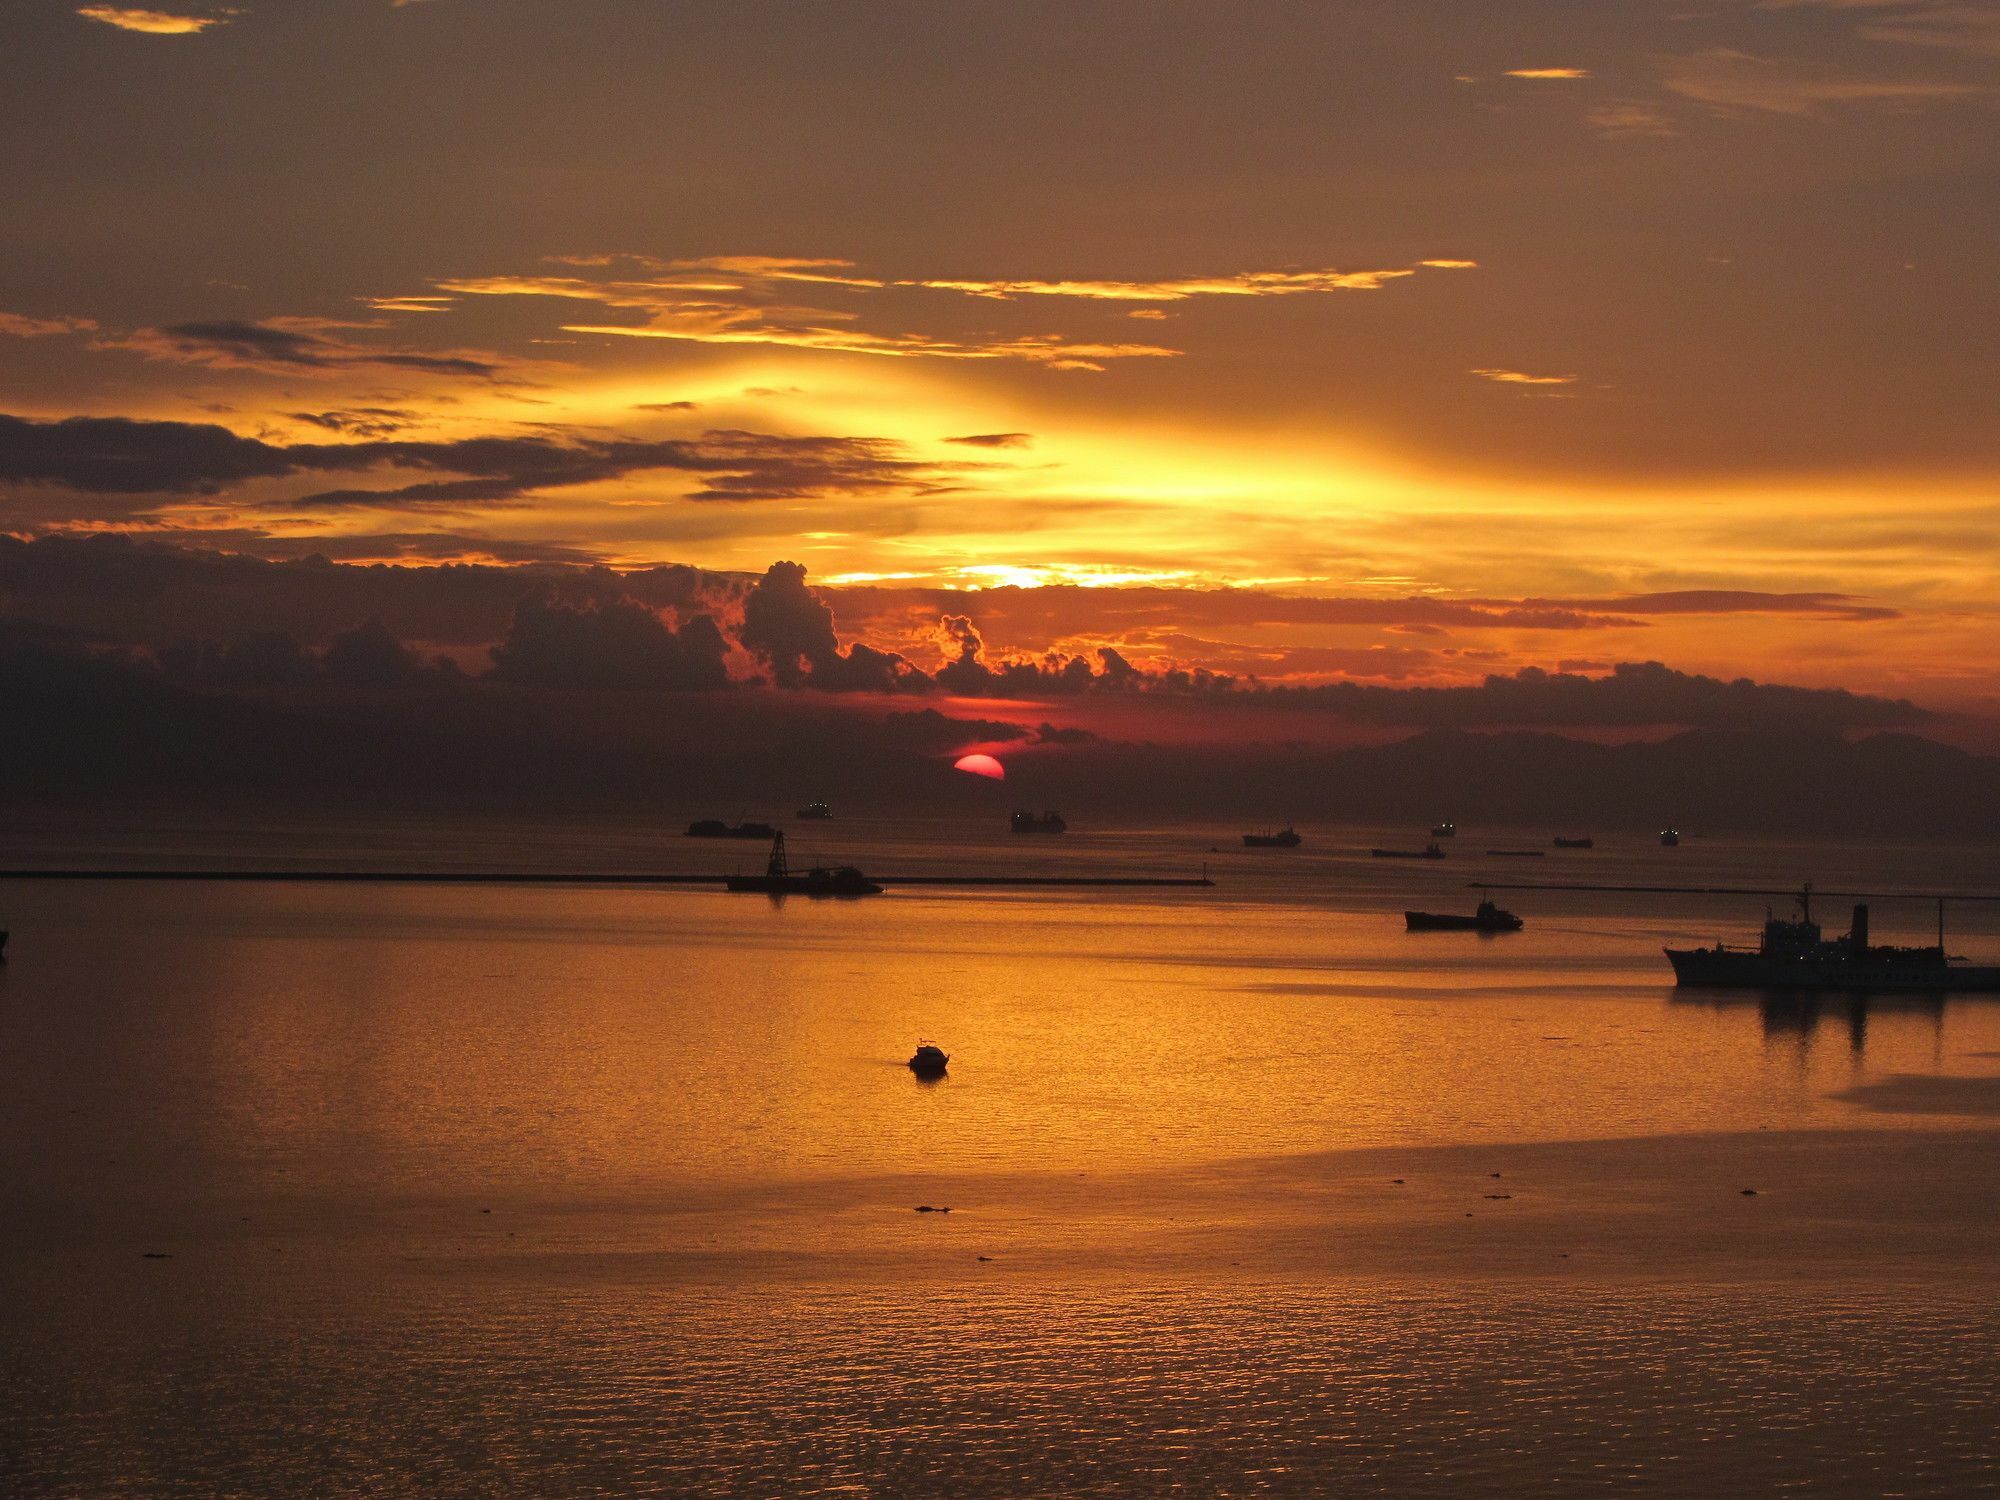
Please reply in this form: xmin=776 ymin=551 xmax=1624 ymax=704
xmin=110 ymin=320 xmax=512 ymax=378
xmin=0 ymin=412 xmax=957 ymax=515
xmin=285 ymin=407 xmax=424 ymax=438
xmin=0 ymin=414 xmax=348 ymax=505
xmin=739 ymin=560 xmax=929 ymax=691
xmin=678 ymin=431 xmax=955 ymax=503
xmin=489 ymin=595 xmax=730 ymax=691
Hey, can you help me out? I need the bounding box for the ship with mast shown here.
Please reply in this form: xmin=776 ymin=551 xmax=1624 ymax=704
xmin=1666 ymin=886 xmax=2000 ymax=992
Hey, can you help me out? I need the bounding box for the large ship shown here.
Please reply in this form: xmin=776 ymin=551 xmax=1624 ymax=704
xmin=725 ymin=833 xmax=883 ymax=897
xmin=688 ymin=817 xmax=781 ymax=840
xmin=1666 ymin=889 xmax=2000 ymax=992
xmin=1372 ymin=842 xmax=1445 ymax=860
xmin=1242 ymin=826 xmax=1302 ymax=848
xmin=1011 ymin=811 xmax=1067 ymax=834
xmin=1406 ymin=899 xmax=1523 ymax=933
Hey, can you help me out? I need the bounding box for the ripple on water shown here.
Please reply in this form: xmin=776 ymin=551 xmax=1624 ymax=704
xmin=4 ymin=1277 xmax=1994 ymax=1496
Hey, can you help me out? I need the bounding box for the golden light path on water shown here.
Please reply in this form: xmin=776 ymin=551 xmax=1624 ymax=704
xmin=1 ymin=819 xmax=1997 ymax=1493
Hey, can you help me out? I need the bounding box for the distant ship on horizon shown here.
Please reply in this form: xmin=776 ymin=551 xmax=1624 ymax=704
xmin=1553 ymin=836 xmax=1594 ymax=849
xmin=688 ymin=817 xmax=781 ymax=840
xmin=1373 ymin=842 xmax=1445 ymax=860
xmin=1012 ymin=811 xmax=1068 ymax=834
xmin=1666 ymin=889 xmax=2000 ymax=992
xmin=1243 ymin=826 xmax=1303 ymax=848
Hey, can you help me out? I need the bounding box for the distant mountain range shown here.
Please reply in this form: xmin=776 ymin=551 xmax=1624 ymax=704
xmin=2 ymin=636 xmax=1995 ymax=836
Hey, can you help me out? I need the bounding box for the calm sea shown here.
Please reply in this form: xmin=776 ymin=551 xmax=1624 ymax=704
xmin=2 ymin=817 xmax=1996 ymax=1495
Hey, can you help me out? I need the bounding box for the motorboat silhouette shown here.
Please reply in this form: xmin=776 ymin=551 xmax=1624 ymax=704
xmin=908 ymin=1042 xmax=949 ymax=1077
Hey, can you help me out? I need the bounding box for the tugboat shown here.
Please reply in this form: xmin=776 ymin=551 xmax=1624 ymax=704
xmin=908 ymin=1041 xmax=949 ymax=1077
xmin=1659 ymin=828 xmax=1681 ymax=847
xmin=1553 ymin=836 xmax=1594 ymax=849
xmin=1406 ymin=898 xmax=1524 ymax=933
xmin=724 ymin=833 xmax=883 ymax=897
xmin=688 ymin=816 xmax=781 ymax=840
xmin=1666 ymin=887 xmax=2000 ymax=992
xmin=1372 ymin=842 xmax=1445 ymax=860
xmin=1431 ymin=822 xmax=1458 ymax=838
xmin=1011 ymin=811 xmax=1067 ymax=834
xmin=1243 ymin=826 xmax=1303 ymax=848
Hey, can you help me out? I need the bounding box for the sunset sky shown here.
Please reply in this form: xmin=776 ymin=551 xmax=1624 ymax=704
xmin=3 ymin=0 xmax=1996 ymax=717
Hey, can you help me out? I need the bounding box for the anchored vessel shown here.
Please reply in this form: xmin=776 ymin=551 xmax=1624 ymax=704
xmin=1011 ymin=811 xmax=1068 ymax=834
xmin=1372 ymin=842 xmax=1445 ymax=860
xmin=1659 ymin=828 xmax=1681 ymax=847
xmin=1666 ymin=889 xmax=2000 ymax=992
xmin=796 ymin=801 xmax=832 ymax=820
xmin=1243 ymin=826 xmax=1303 ymax=848
xmin=1406 ymin=899 xmax=1523 ymax=933
xmin=1553 ymin=836 xmax=1594 ymax=849
xmin=688 ymin=817 xmax=781 ymax=840
xmin=724 ymin=833 xmax=883 ymax=897
xmin=1431 ymin=822 xmax=1457 ymax=839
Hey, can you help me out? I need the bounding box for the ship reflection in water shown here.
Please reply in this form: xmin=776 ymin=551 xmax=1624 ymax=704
xmin=1672 ymin=985 xmax=1948 ymax=1056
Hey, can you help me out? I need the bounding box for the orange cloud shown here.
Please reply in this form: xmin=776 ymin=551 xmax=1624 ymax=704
xmin=426 ymin=253 xmax=1472 ymax=368
xmin=0 ymin=312 xmax=98 ymax=338
xmin=909 ymin=260 xmax=1473 ymax=301
xmin=1471 ymin=368 xmax=1578 ymax=385
xmin=561 ymin=321 xmax=1178 ymax=371
xmin=75 ymin=6 xmax=227 ymax=34
xmin=1506 ymin=68 xmax=1593 ymax=79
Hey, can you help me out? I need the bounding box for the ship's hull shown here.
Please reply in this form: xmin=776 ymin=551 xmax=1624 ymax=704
xmin=1407 ymin=911 xmax=1522 ymax=933
xmin=725 ymin=875 xmax=883 ymax=897
xmin=1243 ymin=835 xmax=1301 ymax=848
xmin=1665 ymin=947 xmax=2000 ymax=992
